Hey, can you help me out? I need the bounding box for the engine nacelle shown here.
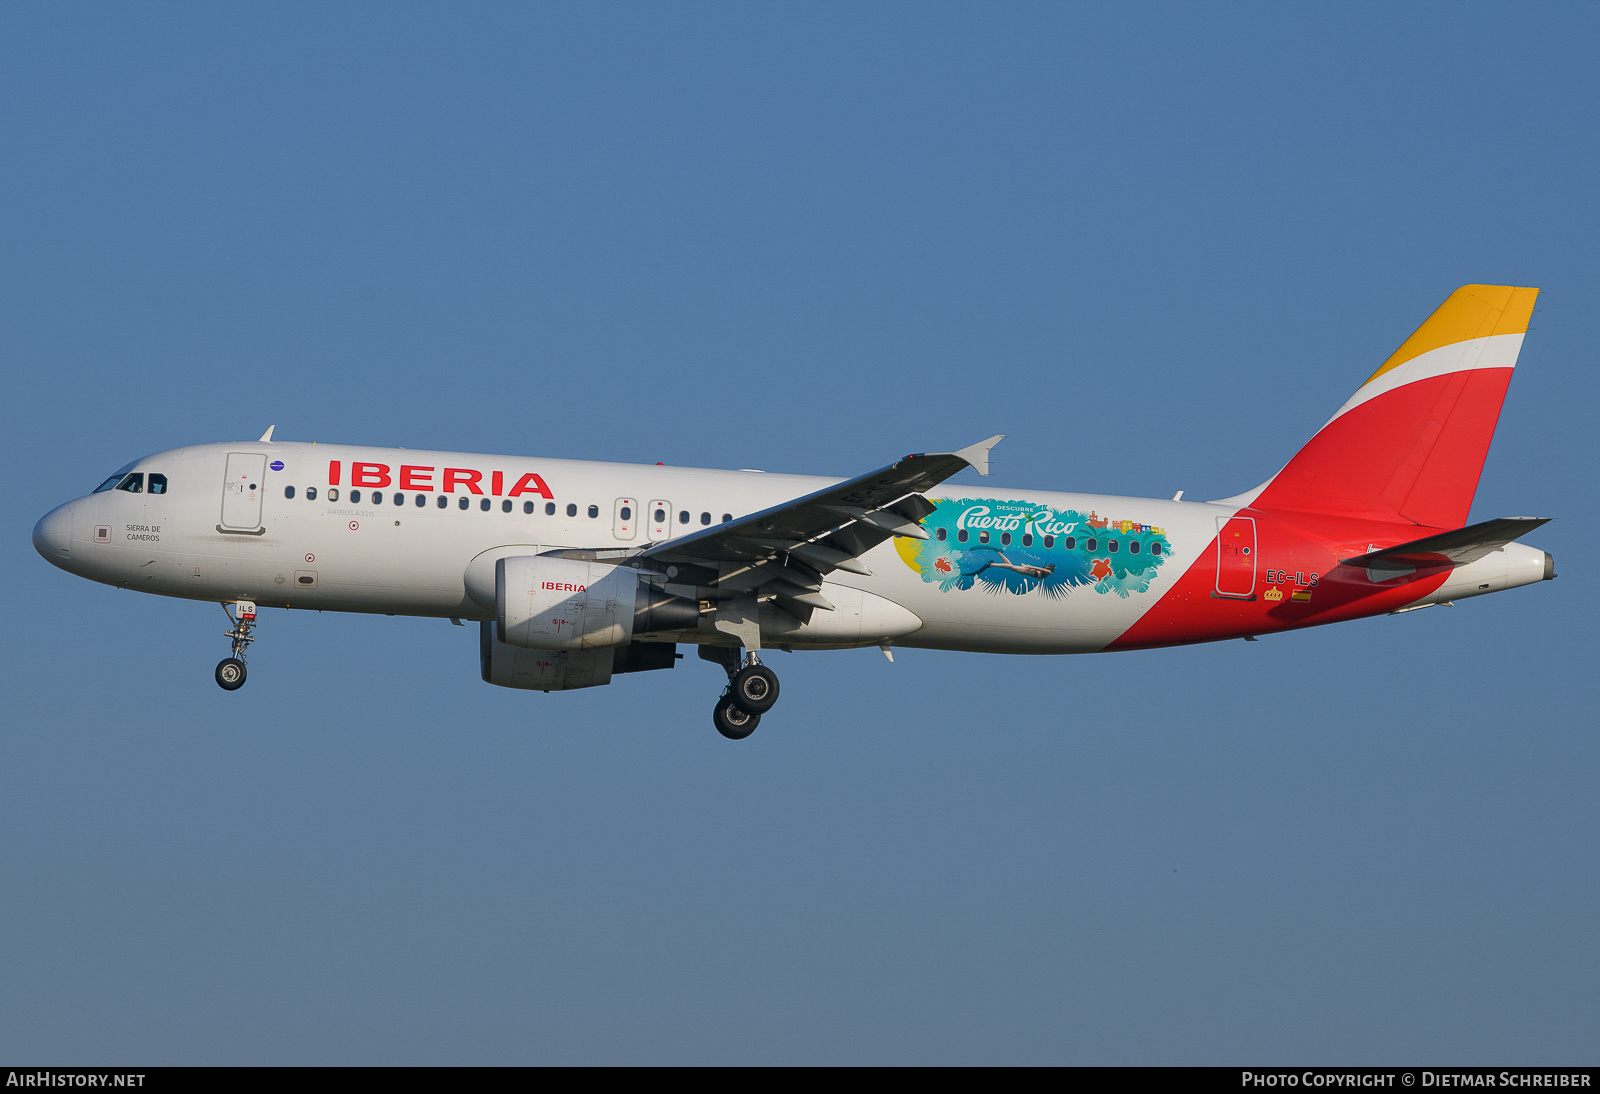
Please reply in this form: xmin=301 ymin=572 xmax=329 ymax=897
xmin=480 ymin=624 xmax=680 ymax=691
xmin=493 ymin=555 xmax=700 ymax=651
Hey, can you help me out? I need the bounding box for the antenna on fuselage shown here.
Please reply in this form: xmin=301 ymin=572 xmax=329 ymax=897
xmin=258 ymin=425 xmax=276 ymax=443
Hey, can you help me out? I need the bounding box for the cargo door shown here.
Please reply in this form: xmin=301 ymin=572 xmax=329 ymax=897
xmin=220 ymin=452 xmax=268 ymax=531
xmin=1214 ymin=515 xmax=1257 ymax=599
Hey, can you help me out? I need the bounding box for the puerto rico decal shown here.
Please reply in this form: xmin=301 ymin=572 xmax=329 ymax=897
xmin=896 ymin=499 xmax=1171 ymax=599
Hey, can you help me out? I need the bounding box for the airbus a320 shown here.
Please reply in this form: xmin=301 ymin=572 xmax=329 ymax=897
xmin=33 ymin=285 xmax=1554 ymax=739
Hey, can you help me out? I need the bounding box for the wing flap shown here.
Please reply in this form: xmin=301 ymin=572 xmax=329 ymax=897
xmin=642 ymin=438 xmax=1001 ymax=604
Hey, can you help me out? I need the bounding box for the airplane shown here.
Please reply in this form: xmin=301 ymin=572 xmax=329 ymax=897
xmin=32 ymin=284 xmax=1554 ymax=739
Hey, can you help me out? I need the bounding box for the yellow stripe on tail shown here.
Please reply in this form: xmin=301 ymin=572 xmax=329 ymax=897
xmin=1364 ymin=284 xmax=1537 ymax=386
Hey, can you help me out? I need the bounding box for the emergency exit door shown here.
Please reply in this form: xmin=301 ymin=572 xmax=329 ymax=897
xmin=220 ymin=452 xmax=268 ymax=531
xmin=613 ymin=497 xmax=638 ymax=540
xmin=648 ymin=499 xmax=672 ymax=540
xmin=1214 ymin=515 xmax=1257 ymax=599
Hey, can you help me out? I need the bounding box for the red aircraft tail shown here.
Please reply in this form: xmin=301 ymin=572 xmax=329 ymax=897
xmin=1228 ymin=285 xmax=1538 ymax=529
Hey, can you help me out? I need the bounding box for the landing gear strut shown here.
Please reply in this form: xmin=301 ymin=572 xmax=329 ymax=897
xmin=216 ymin=601 xmax=256 ymax=691
xmin=701 ymin=646 xmax=781 ymax=739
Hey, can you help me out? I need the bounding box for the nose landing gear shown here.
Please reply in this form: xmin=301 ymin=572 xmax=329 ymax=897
xmin=216 ymin=601 xmax=256 ymax=691
xmin=702 ymin=646 xmax=781 ymax=739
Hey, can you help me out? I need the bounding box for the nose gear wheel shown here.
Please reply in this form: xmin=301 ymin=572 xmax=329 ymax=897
xmin=216 ymin=602 xmax=258 ymax=690
xmin=215 ymin=658 xmax=247 ymax=690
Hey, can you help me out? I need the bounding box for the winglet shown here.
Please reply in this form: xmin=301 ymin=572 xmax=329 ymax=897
xmin=258 ymin=425 xmax=276 ymax=443
xmin=952 ymin=435 xmax=1004 ymax=477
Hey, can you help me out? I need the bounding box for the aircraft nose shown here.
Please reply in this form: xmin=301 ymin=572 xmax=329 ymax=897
xmin=33 ymin=503 xmax=75 ymax=568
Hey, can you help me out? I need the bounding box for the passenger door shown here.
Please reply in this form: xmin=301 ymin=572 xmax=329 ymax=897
xmin=220 ymin=452 xmax=268 ymax=531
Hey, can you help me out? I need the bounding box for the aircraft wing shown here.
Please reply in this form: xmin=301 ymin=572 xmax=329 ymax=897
xmin=636 ymin=436 xmax=1003 ymax=614
xmin=1340 ymin=516 xmax=1551 ymax=569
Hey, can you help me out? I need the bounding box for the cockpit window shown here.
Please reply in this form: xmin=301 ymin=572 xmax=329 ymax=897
xmin=94 ymin=474 xmax=124 ymax=493
xmin=115 ymin=473 xmax=144 ymax=494
xmin=147 ymin=473 xmax=167 ymax=494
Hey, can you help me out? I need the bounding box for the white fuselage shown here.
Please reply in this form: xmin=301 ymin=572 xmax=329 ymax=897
xmin=40 ymin=441 xmax=1246 ymax=655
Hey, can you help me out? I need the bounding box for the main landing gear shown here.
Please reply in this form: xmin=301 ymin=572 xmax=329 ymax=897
xmin=702 ymin=647 xmax=781 ymax=740
xmin=216 ymin=601 xmax=256 ymax=691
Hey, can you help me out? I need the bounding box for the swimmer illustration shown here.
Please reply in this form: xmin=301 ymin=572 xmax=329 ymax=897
xmin=962 ymin=548 xmax=1056 ymax=581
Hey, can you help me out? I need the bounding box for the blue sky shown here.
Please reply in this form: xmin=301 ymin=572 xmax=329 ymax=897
xmin=2 ymin=2 xmax=1595 ymax=1063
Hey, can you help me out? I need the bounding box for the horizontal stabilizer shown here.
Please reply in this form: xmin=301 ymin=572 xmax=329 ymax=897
xmin=1340 ymin=516 xmax=1550 ymax=569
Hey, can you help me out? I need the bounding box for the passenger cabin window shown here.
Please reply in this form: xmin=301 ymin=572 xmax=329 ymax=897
xmin=392 ymin=492 xmax=404 ymax=505
xmin=958 ymin=529 xmax=969 ymax=543
xmin=1022 ymin=533 xmax=1032 ymax=547
xmin=700 ymin=512 xmax=711 ymax=525
xmin=678 ymin=510 xmax=689 ymax=524
xmin=147 ymin=474 xmax=167 ymax=495
xmin=936 ymin=528 xmax=947 ymax=541
xmin=502 ymin=500 xmax=512 ymax=513
xmin=350 ymin=490 xmax=361 ymax=503
xmin=480 ymin=498 xmax=491 ymax=511
xmin=1064 ymin=536 xmax=1075 ymax=549
xmin=373 ymin=491 xmax=383 ymax=504
xmin=437 ymin=495 xmax=448 ymax=508
xmin=1151 ymin=542 xmax=1162 ymax=556
xmin=1108 ymin=540 xmax=1118 ymax=552
xmin=979 ymin=530 xmax=989 ymax=544
xmin=306 ymin=486 xmax=317 ymax=501
xmin=1129 ymin=541 xmax=1140 ymax=554
xmin=1000 ymin=532 xmax=1011 ymax=546
xmin=414 ymin=494 xmax=425 ymax=507
xmin=1044 ymin=535 xmax=1054 ymax=548
xmin=1085 ymin=538 xmax=1097 ymax=552
xmin=620 ymin=506 xmax=632 ymax=521
xmin=327 ymin=488 xmax=338 ymax=502
xmin=566 ymin=504 xmax=577 ymax=517
xmin=116 ymin=473 xmax=144 ymax=493
xmin=285 ymin=486 xmax=296 ymax=499
xmin=587 ymin=505 xmax=599 ymax=518
xmin=524 ymin=501 xmax=535 ymax=514
xmin=459 ymin=497 xmax=469 ymax=510
xmin=546 ymin=502 xmax=556 ymax=515
xmin=722 ymin=513 xmax=732 ymax=523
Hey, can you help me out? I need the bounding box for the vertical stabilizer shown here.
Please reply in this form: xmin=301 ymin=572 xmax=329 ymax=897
xmin=1224 ymin=285 xmax=1537 ymax=529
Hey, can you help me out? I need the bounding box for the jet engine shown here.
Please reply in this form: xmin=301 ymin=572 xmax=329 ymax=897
xmin=480 ymin=625 xmax=680 ymax=692
xmin=477 ymin=555 xmax=697 ymax=691
xmin=493 ymin=554 xmax=700 ymax=651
